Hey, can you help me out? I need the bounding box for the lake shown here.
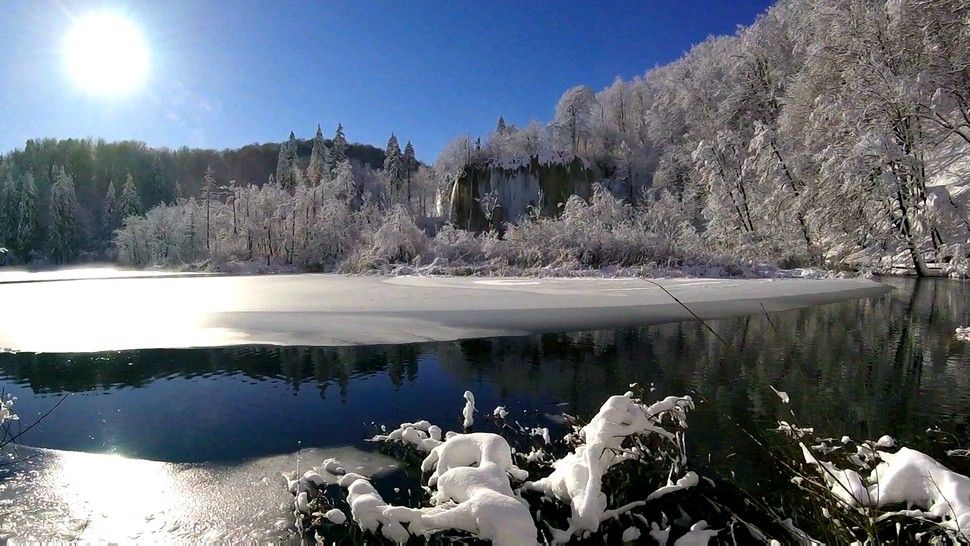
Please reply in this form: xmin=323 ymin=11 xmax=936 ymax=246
xmin=0 ymin=276 xmax=968 ymax=541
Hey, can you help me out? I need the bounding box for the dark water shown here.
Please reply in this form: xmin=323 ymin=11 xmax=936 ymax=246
xmin=1 ymin=277 xmax=968 ymax=489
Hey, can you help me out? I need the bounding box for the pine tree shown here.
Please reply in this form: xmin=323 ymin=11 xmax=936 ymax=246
xmin=306 ymin=125 xmax=330 ymax=186
xmin=497 ymin=116 xmax=507 ymax=133
xmin=49 ymin=166 xmax=78 ymax=264
xmin=103 ymin=179 xmax=118 ymax=242
xmin=403 ymin=141 xmax=417 ymax=207
xmin=15 ymin=173 xmax=36 ymax=260
xmin=0 ymin=164 xmax=16 ymax=246
xmin=330 ymin=123 xmax=348 ymax=174
xmin=276 ymin=131 xmax=300 ymax=192
xmin=383 ymin=134 xmax=403 ymax=193
xmin=149 ymin=152 xmax=166 ymax=206
xmin=119 ymin=173 xmax=142 ymax=219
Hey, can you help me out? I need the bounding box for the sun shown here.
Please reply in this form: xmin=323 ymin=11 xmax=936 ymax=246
xmin=64 ymin=12 xmax=149 ymax=96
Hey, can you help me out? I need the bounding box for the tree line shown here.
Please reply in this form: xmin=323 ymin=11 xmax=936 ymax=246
xmin=0 ymin=128 xmax=385 ymax=263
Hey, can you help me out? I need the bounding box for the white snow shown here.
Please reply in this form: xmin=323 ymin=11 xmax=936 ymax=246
xmin=492 ymin=406 xmax=508 ymax=419
xmin=769 ymin=385 xmax=790 ymax=404
xmin=956 ymin=327 xmax=970 ymax=342
xmin=622 ymin=526 xmax=641 ymax=542
xmin=462 ymin=390 xmax=476 ymax=429
xmin=870 ymin=447 xmax=970 ymax=537
xmin=323 ymin=508 xmax=346 ymax=525
xmin=341 ymin=430 xmax=537 ymax=545
xmin=525 ymin=393 xmax=693 ymax=539
xmin=646 ymin=471 xmax=700 ymax=501
xmin=673 ymin=520 xmax=718 ymax=545
xmin=0 ymin=394 xmax=18 ymax=424
xmin=802 ymin=443 xmax=970 ymax=538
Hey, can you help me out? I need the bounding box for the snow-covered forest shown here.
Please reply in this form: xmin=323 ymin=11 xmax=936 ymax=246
xmin=3 ymin=0 xmax=969 ymax=276
xmin=0 ymin=129 xmax=385 ymax=264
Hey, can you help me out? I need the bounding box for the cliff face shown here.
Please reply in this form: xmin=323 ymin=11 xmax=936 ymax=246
xmin=450 ymin=157 xmax=607 ymax=231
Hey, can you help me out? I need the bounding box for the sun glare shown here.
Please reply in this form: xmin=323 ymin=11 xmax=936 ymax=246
xmin=64 ymin=12 xmax=149 ymax=95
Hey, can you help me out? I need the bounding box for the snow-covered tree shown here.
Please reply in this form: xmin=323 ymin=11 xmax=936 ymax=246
xmin=326 ymin=159 xmax=357 ymax=205
xmin=276 ymin=131 xmax=301 ymax=192
xmin=554 ymin=85 xmax=597 ymax=154
xmin=0 ymin=165 xmax=16 ymax=247
xmin=119 ymin=173 xmax=142 ymax=219
xmin=149 ymin=152 xmax=166 ymax=206
xmin=102 ymin=179 xmax=118 ymax=243
xmin=203 ymin=164 xmax=216 ymax=250
xmin=15 ymin=173 xmax=36 ymax=259
xmin=383 ymin=134 xmax=404 ymax=197
xmin=403 ymin=140 xmax=417 ymax=208
xmin=48 ymin=166 xmax=78 ymax=263
xmin=329 ymin=123 xmax=348 ymax=176
xmin=306 ymin=125 xmax=330 ymax=186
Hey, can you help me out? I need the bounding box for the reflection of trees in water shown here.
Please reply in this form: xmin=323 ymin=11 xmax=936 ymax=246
xmin=0 ymin=344 xmax=422 ymax=399
xmin=0 ymin=279 xmax=966 ymax=442
xmin=433 ymin=278 xmax=969 ymax=444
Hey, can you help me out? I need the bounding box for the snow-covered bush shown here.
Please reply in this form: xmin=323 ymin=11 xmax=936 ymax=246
xmin=0 ymin=394 xmax=19 ymax=453
xmin=365 ymin=206 xmax=426 ymax=265
xmin=769 ymin=388 xmax=970 ymax=543
xmin=283 ymin=389 xmax=755 ymax=545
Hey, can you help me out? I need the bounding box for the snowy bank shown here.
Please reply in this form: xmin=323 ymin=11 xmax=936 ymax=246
xmin=0 ymin=273 xmax=888 ymax=353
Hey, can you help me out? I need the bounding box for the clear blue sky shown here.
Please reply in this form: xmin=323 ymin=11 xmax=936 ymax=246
xmin=0 ymin=0 xmax=774 ymax=161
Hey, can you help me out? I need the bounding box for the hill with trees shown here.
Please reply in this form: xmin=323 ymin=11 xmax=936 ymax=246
xmin=0 ymin=125 xmax=385 ymax=263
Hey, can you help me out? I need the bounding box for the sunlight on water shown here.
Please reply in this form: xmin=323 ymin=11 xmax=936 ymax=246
xmin=0 ymin=446 xmax=400 ymax=541
xmin=57 ymin=451 xmax=177 ymax=540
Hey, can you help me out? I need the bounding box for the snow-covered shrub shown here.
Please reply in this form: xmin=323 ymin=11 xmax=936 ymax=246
xmin=770 ymin=388 xmax=970 ymax=543
xmin=283 ymin=389 xmax=743 ymax=545
xmin=0 ymin=394 xmax=19 ymax=453
xmin=350 ymin=205 xmax=427 ymax=269
xmin=430 ymin=224 xmax=487 ymax=266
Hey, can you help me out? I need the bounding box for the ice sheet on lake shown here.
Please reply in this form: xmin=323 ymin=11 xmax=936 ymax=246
xmin=0 ymin=273 xmax=889 ymax=353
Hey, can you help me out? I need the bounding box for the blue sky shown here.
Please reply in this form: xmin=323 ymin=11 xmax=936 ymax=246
xmin=0 ymin=0 xmax=774 ymax=161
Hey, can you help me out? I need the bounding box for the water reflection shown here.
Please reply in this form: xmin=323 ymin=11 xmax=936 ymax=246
xmin=0 ymin=278 xmax=967 ymax=468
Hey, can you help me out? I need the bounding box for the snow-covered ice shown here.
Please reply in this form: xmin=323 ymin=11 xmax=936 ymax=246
xmin=0 ymin=273 xmax=888 ymax=352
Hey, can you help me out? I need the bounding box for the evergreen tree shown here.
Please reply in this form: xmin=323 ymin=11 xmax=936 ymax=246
xmin=0 ymin=164 xmax=16 ymax=245
xmin=306 ymin=125 xmax=330 ymax=186
xmin=330 ymin=123 xmax=348 ymax=174
xmin=103 ymin=179 xmax=118 ymax=242
xmin=383 ymin=134 xmax=403 ymax=192
xmin=148 ymin=153 xmax=166 ymax=206
xmin=15 ymin=173 xmax=36 ymax=260
xmin=119 ymin=173 xmax=142 ymax=219
xmin=497 ymin=116 xmax=507 ymax=133
xmin=276 ymin=131 xmax=300 ymax=192
xmin=49 ymin=166 xmax=78 ymax=264
xmin=403 ymin=141 xmax=417 ymax=206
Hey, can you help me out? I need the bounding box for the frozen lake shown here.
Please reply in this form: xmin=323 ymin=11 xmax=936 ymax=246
xmin=0 ymin=271 xmax=887 ymax=352
xmin=1 ymin=273 xmax=967 ymax=541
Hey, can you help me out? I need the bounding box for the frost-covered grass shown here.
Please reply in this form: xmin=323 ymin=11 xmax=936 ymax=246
xmin=282 ymin=385 xmax=970 ymax=545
